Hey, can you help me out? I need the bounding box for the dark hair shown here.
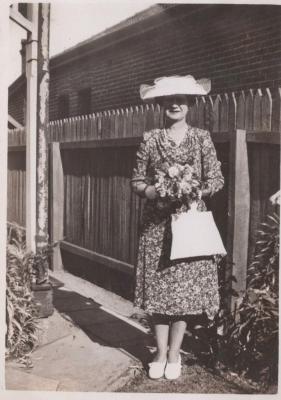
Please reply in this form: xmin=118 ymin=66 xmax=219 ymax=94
xmin=186 ymin=96 xmax=196 ymax=107
xmin=154 ymin=97 xmax=164 ymax=106
xmin=155 ymin=95 xmax=196 ymax=107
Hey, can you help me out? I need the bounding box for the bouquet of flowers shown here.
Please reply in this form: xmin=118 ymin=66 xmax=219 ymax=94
xmin=154 ymin=162 xmax=201 ymax=204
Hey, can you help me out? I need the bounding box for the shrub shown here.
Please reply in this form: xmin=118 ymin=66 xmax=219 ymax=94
xmin=6 ymin=225 xmax=38 ymax=363
xmin=192 ymin=211 xmax=279 ymax=390
xmin=229 ymin=211 xmax=279 ymax=386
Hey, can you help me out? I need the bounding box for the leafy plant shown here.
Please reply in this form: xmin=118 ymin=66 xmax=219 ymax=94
xmin=6 ymin=224 xmax=38 ymax=361
xmin=230 ymin=211 xmax=279 ymax=387
xmin=190 ymin=211 xmax=279 ymax=390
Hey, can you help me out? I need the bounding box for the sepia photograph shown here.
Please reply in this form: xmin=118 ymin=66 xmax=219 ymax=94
xmin=2 ymin=0 xmax=280 ymax=396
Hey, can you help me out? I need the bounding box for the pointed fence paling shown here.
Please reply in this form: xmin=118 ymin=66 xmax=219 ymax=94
xmin=7 ymin=88 xmax=281 ymax=147
xmin=8 ymin=127 xmax=26 ymax=146
xmin=44 ymin=87 xmax=281 ymax=143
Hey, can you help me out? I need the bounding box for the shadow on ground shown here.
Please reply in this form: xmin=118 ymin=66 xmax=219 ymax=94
xmin=53 ymin=286 xmax=153 ymax=367
xmin=52 ymin=284 xmax=257 ymax=394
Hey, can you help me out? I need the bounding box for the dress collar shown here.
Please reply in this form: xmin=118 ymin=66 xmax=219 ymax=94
xmin=162 ymin=125 xmax=194 ymax=147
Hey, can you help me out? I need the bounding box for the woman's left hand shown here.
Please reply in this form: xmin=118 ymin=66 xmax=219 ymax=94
xmin=200 ymin=187 xmax=211 ymax=198
xmin=144 ymin=185 xmax=158 ymax=200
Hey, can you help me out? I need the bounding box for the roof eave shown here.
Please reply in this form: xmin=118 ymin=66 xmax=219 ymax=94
xmin=50 ymin=4 xmax=209 ymax=70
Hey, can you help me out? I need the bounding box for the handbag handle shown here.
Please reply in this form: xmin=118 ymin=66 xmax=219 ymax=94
xmin=189 ymin=201 xmax=198 ymax=212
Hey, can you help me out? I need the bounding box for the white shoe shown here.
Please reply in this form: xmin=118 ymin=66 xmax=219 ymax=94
xmin=148 ymin=359 xmax=167 ymax=379
xmin=164 ymin=355 xmax=182 ymax=380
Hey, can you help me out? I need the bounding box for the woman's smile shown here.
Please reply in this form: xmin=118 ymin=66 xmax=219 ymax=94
xmin=168 ymin=107 xmax=181 ymax=112
xmin=165 ymin=106 xmax=188 ymax=121
xmin=163 ymin=95 xmax=189 ymax=121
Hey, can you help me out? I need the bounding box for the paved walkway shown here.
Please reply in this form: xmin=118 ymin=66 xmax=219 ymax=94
xmin=5 ymin=270 xmax=152 ymax=392
xmin=5 ymin=270 xmax=254 ymax=393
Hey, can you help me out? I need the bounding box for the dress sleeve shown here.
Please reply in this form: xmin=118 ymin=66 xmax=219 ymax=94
xmin=201 ymin=130 xmax=224 ymax=196
xmin=131 ymin=131 xmax=152 ymax=194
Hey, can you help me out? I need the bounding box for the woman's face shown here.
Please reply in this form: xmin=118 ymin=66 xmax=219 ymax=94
xmin=162 ymin=95 xmax=189 ymax=122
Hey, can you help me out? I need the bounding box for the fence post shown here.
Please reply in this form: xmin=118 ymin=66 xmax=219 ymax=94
xmin=50 ymin=142 xmax=64 ymax=270
xmin=227 ymin=129 xmax=250 ymax=309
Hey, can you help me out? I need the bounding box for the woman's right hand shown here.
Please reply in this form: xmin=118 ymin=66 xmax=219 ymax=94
xmin=144 ymin=185 xmax=158 ymax=200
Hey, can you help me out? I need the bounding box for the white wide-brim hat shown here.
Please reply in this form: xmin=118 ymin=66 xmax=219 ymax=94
xmin=140 ymin=75 xmax=211 ymax=100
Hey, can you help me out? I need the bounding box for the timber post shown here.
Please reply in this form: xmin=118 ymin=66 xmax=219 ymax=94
xmin=36 ymin=3 xmax=51 ymax=252
xmin=227 ymin=129 xmax=250 ymax=309
xmin=50 ymin=142 xmax=64 ymax=271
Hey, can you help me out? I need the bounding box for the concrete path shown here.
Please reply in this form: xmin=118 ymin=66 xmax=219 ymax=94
xmin=5 ymin=270 xmax=255 ymax=394
xmin=5 ymin=271 xmax=152 ymax=392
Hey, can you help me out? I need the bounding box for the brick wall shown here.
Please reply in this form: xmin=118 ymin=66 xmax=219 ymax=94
xmin=49 ymin=4 xmax=281 ymax=120
xmin=9 ymin=4 xmax=281 ymax=122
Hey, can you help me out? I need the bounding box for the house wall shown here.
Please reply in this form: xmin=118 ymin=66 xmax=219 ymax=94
xmin=9 ymin=4 xmax=281 ymax=122
xmin=9 ymin=81 xmax=26 ymax=126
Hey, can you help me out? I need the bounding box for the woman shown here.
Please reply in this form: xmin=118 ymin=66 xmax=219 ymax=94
xmin=131 ymin=75 xmax=224 ymax=380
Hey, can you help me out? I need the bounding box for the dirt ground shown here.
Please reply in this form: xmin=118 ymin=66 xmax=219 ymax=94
xmin=117 ymin=352 xmax=275 ymax=394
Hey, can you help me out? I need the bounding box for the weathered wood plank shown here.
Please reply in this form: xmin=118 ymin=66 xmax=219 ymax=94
xmin=60 ymin=136 xmax=141 ymax=149
xmin=187 ymin=98 xmax=198 ymax=127
xmin=116 ymin=109 xmax=124 ymax=138
xmin=19 ymin=169 xmax=23 ymax=226
xmin=246 ymin=131 xmax=280 ymax=144
xmin=64 ymin=158 xmax=70 ymax=245
xmin=212 ymin=95 xmax=221 ymax=133
xmin=58 ymin=131 xmax=232 ymax=150
xmin=253 ymin=89 xmax=262 ymax=131
xmin=102 ymin=111 xmax=110 ymax=139
xmin=8 ymin=145 xmax=26 ymax=152
xmin=247 ymin=144 xmax=261 ymax=263
xmin=271 ymin=87 xmax=281 ymax=132
xmin=80 ymin=115 xmax=86 ymax=141
xmin=205 ymin=95 xmax=214 ymax=132
xmin=97 ymin=112 xmax=102 ymax=139
xmin=60 ymin=240 xmax=134 ymax=275
xmin=89 ymin=114 xmax=96 ymax=140
xmin=220 ymin=93 xmax=229 ymax=132
xmin=85 ymin=172 xmax=91 ymax=250
xmin=245 ymin=89 xmax=254 ymax=130
xmin=21 ymin=169 xmax=26 ymax=226
xmin=227 ymin=129 xmax=250 ymax=309
xmin=144 ymin=104 xmax=155 ymax=131
xmin=132 ymin=106 xmax=140 ymax=137
xmin=154 ymin=104 xmax=161 ymax=128
xmin=159 ymin=104 xmax=164 ymax=129
xmin=197 ymin=97 xmax=205 ymax=129
xmin=261 ymin=88 xmax=272 ymax=132
xmin=237 ymin=91 xmax=245 ymax=129
xmin=228 ymin=92 xmax=237 ymax=132
xmin=49 ymin=142 xmax=64 ymax=270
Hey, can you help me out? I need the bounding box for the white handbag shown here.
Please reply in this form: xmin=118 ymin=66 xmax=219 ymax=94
xmin=170 ymin=202 xmax=227 ymax=260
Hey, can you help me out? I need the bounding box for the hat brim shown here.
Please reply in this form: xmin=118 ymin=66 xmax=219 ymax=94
xmin=140 ymin=75 xmax=211 ymax=100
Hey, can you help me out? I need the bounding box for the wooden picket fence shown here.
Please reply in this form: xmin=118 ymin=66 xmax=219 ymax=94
xmin=8 ymin=87 xmax=281 ymax=146
xmin=7 ymin=87 xmax=280 ymax=300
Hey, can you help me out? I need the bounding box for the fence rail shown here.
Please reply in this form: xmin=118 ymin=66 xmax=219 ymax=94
xmin=7 ymin=86 xmax=281 ymax=300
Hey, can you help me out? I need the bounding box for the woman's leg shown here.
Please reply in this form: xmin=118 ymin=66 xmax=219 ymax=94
xmin=153 ymin=324 xmax=169 ymax=361
xmin=152 ymin=314 xmax=170 ymax=362
xmin=167 ymin=320 xmax=187 ymax=363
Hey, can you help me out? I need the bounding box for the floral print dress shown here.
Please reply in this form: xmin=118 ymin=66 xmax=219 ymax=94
xmin=131 ymin=126 xmax=224 ymax=320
